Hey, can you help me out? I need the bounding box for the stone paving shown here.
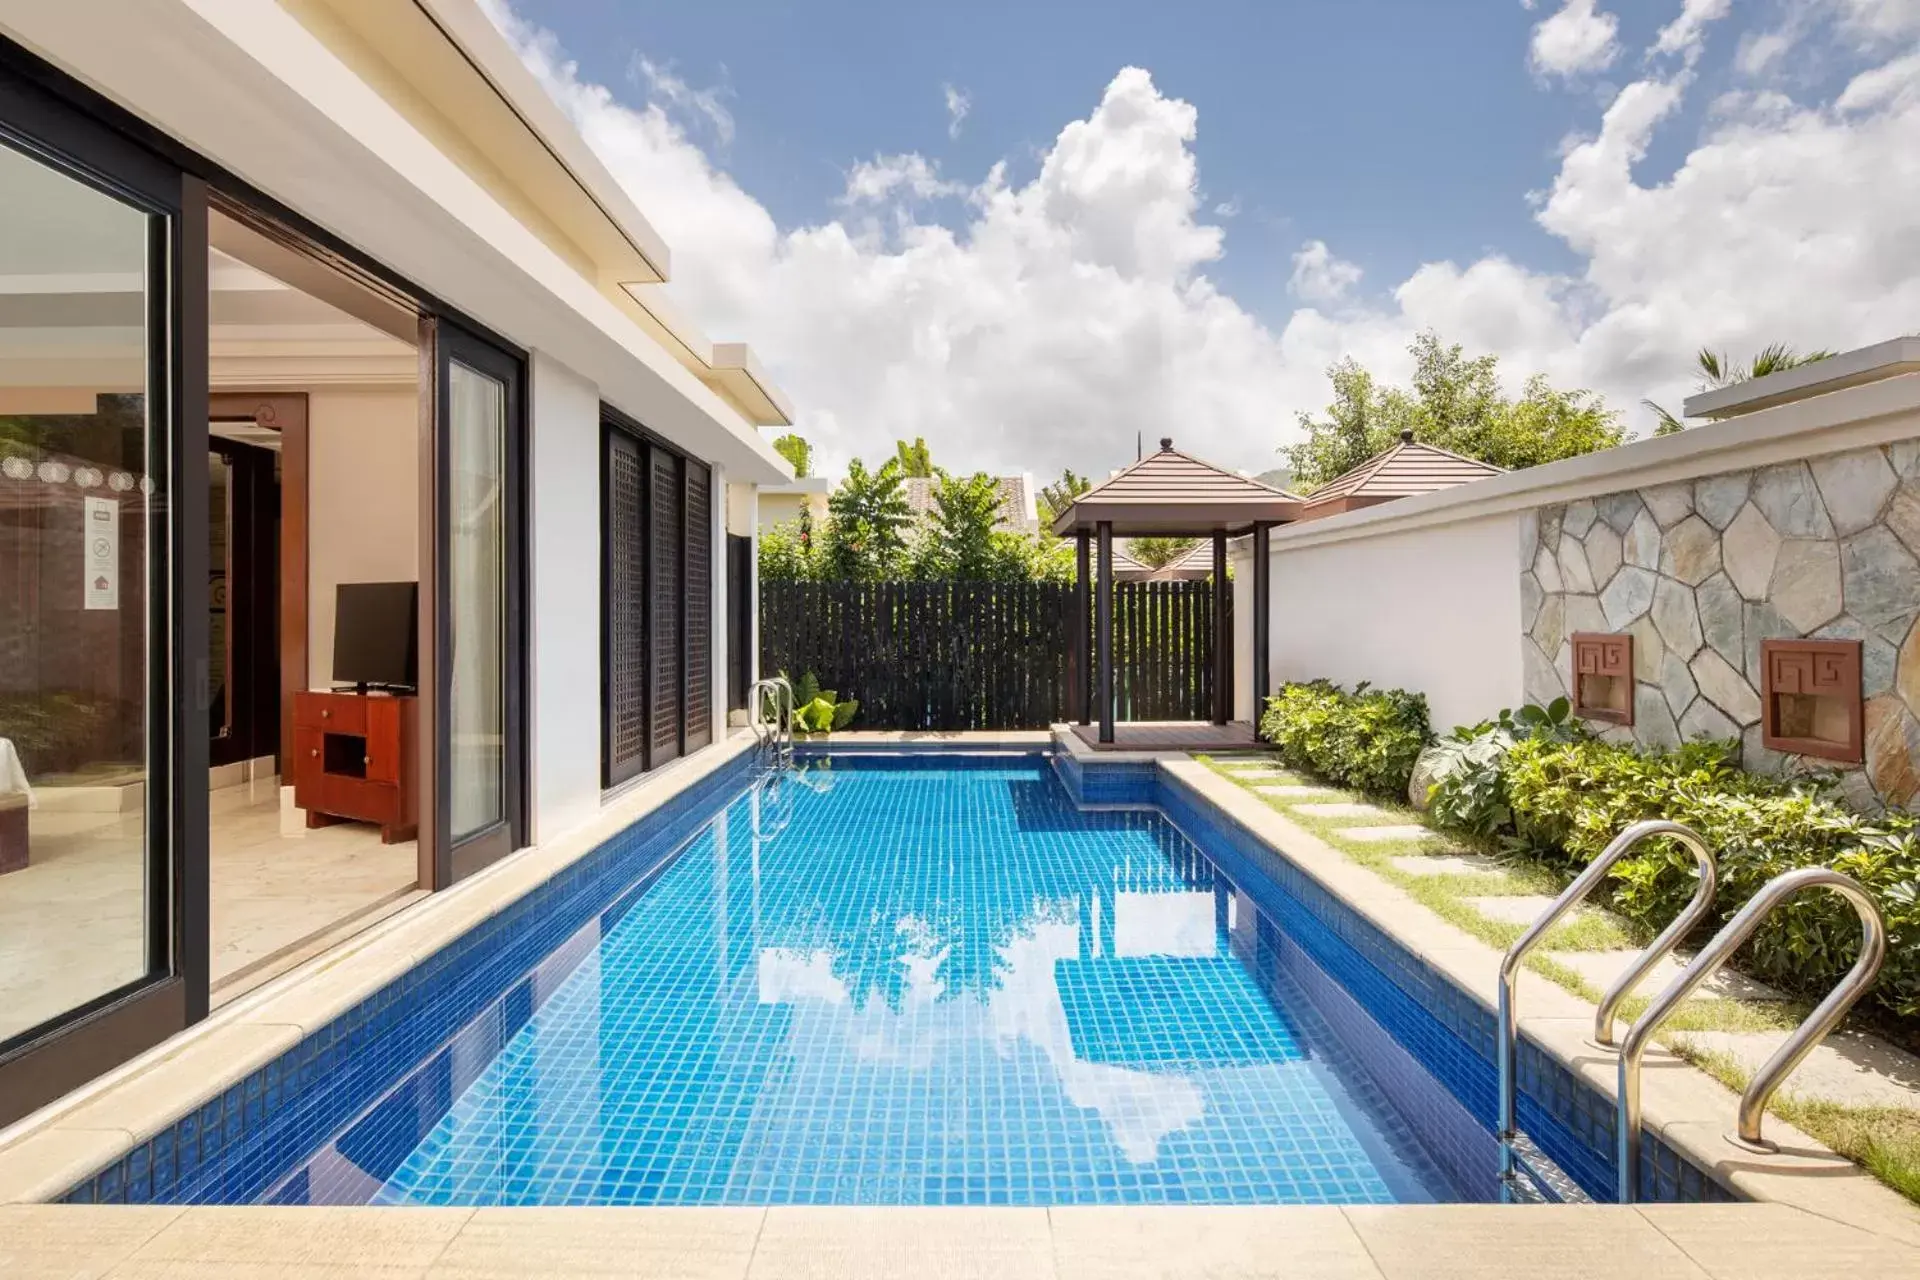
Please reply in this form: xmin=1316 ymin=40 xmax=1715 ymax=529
xmin=1387 ymin=853 xmax=1500 ymax=877
xmin=1339 ymin=824 xmax=1437 ymax=843
xmin=1519 ymin=444 xmax=1920 ymax=811
xmin=1292 ymin=801 xmax=1394 ymax=820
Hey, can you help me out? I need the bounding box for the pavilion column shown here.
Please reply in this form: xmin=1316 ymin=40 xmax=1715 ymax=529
xmin=1097 ymin=521 xmax=1114 ymax=744
xmin=1252 ymin=522 xmax=1272 ymax=738
xmin=1074 ymin=532 xmax=1091 ymax=724
xmin=1211 ymin=532 xmax=1228 ymax=725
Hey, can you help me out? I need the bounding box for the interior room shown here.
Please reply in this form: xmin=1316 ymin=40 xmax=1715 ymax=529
xmin=0 ymin=176 xmax=432 ymax=1043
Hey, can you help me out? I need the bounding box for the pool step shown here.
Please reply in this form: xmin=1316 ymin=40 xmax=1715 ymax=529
xmin=1502 ymin=1130 xmax=1594 ymax=1204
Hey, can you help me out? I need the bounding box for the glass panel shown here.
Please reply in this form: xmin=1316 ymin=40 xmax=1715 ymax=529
xmin=0 ymin=140 xmax=160 ymax=1045
xmin=447 ymin=360 xmax=505 ymax=841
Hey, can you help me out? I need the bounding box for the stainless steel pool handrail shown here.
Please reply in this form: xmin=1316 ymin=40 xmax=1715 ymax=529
xmin=749 ymin=676 xmax=795 ymax=767
xmin=1615 ymin=866 xmax=1886 ymax=1202
xmin=1496 ymin=819 xmax=1716 ymax=1202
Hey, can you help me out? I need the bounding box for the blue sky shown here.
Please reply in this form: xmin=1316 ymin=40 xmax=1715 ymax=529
xmin=522 ymin=0 xmax=1594 ymax=321
xmin=497 ymin=1 xmax=1920 ymax=478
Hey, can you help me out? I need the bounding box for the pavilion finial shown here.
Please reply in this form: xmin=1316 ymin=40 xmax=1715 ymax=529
xmin=1159 ymin=436 xmax=1174 ymax=451
xmin=1399 ymin=429 xmax=1414 ymax=444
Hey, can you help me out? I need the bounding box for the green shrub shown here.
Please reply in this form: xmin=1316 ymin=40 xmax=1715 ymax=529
xmin=1425 ymin=699 xmax=1582 ymax=838
xmin=1260 ymin=680 xmax=1431 ymax=799
xmin=1502 ymin=735 xmax=1920 ymax=1020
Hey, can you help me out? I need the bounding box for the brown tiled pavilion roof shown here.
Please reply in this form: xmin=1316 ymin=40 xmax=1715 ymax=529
xmin=1051 ymin=438 xmax=1303 ymax=537
xmin=1302 ymin=431 xmax=1504 ymax=513
xmin=1145 ymin=539 xmax=1218 ymax=580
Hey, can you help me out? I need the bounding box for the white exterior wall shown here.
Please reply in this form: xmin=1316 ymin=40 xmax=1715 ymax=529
xmin=1254 ymin=513 xmax=1526 ymax=734
xmin=527 ymin=350 xmax=602 ymax=842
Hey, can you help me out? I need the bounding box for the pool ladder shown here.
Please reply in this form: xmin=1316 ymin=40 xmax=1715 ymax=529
xmin=1494 ymin=819 xmax=1888 ymax=1204
xmin=749 ymin=676 xmax=795 ymax=769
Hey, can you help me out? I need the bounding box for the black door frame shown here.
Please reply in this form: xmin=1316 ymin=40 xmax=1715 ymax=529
xmin=0 ymin=61 xmax=205 ymax=1127
xmin=427 ymin=318 xmax=530 ymax=886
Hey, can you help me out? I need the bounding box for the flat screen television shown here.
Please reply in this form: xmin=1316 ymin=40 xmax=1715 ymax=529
xmin=332 ymin=581 xmax=418 ymax=693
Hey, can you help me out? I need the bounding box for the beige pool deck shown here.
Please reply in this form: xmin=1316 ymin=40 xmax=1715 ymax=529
xmin=2 ymin=730 xmax=1918 ymax=1277
xmin=3 ymin=1201 xmax=1918 ymax=1279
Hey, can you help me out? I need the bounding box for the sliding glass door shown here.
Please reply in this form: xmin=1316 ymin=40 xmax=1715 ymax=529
xmin=0 ymin=64 xmax=200 ymax=1125
xmin=430 ymin=322 xmax=525 ymax=881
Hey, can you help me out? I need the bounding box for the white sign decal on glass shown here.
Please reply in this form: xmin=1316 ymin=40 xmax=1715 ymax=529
xmin=84 ymin=494 xmax=119 ymax=611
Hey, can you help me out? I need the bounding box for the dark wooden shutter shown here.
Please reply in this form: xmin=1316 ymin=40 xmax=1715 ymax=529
xmin=649 ymin=445 xmax=683 ymax=765
xmin=603 ymin=430 xmax=648 ymax=785
xmin=683 ymin=459 xmax=712 ymax=751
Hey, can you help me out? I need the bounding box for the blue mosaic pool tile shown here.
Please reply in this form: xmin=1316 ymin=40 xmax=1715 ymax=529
xmin=60 ymin=746 xmax=1735 ymax=1208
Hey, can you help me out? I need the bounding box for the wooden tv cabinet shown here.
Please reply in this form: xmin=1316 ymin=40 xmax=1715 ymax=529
xmin=291 ymin=690 xmax=418 ymax=844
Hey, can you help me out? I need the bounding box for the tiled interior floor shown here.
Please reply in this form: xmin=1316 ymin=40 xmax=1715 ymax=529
xmin=0 ymin=776 xmax=420 ymax=1043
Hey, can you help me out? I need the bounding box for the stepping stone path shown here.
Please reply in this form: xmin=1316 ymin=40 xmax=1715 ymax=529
xmin=1292 ymin=801 xmax=1391 ymax=820
xmin=1255 ymin=784 xmax=1327 ymax=798
xmin=1551 ymin=949 xmax=1787 ymax=1003
xmin=1339 ymin=824 xmax=1435 ymax=844
xmin=1464 ymin=894 xmax=1601 ymax=927
xmin=1670 ymin=1028 xmax=1920 ymax=1112
xmin=1388 ymin=854 xmax=1499 ymax=878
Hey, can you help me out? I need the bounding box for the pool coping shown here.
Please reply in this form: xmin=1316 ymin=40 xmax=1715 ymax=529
xmin=1152 ymin=754 xmax=1920 ymax=1245
xmin=0 ymin=730 xmax=764 ymax=1205
xmin=3 ymin=1202 xmax=1916 ymax=1278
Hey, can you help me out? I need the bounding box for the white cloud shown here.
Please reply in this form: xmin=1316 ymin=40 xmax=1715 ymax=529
xmin=944 ymin=84 xmax=971 ymax=139
xmin=481 ymin=0 xmax=1920 ymax=480
xmin=1650 ymin=0 xmax=1731 ymax=64
xmin=1288 ymin=240 xmax=1363 ymax=307
xmin=629 ymin=55 xmax=734 ymax=147
xmin=1530 ymin=0 xmax=1622 ymax=80
xmin=840 ymin=154 xmax=966 ymax=206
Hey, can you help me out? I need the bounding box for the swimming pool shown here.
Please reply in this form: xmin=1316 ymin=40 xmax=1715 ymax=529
xmin=61 ymin=748 xmax=1731 ymax=1207
xmin=268 ymin=755 xmax=1470 ymax=1205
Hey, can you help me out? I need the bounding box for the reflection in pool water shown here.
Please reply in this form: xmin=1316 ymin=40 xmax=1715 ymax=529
xmin=281 ymin=757 xmax=1459 ymax=1205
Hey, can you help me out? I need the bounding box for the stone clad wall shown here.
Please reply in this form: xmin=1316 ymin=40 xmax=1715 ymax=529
xmin=1519 ymin=440 xmax=1920 ymax=812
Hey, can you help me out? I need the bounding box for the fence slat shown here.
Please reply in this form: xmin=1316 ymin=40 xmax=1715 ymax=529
xmin=759 ymin=578 xmax=1218 ymax=730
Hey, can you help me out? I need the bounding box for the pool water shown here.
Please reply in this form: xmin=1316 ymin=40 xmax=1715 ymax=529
xmin=292 ymin=756 xmax=1466 ymax=1205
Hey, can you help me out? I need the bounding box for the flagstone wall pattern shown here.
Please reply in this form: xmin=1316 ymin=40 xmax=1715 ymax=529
xmin=1520 ymin=440 xmax=1920 ymax=813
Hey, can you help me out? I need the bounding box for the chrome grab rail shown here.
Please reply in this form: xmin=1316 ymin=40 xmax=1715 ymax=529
xmin=748 ymin=676 xmax=794 ymax=767
xmin=1615 ymin=866 xmax=1887 ymax=1202
xmin=1497 ymin=819 xmax=1716 ymax=1201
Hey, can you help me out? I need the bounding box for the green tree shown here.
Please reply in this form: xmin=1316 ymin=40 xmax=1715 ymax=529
xmin=758 ymin=510 xmax=820 ymax=582
xmin=1037 ymin=469 xmax=1092 ymax=526
xmin=911 ymin=470 xmax=1003 ymax=579
xmin=893 ymin=436 xmax=934 ymax=478
xmin=822 ymin=457 xmax=912 ymax=579
xmin=1644 ymin=344 xmax=1837 ymax=435
xmin=771 ymin=432 xmax=812 ymax=477
xmin=1287 ymin=331 xmax=1625 ymax=491
xmin=1128 ymin=536 xmax=1198 ymax=569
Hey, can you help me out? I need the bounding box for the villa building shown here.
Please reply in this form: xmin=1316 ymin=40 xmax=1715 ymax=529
xmin=0 ymin=0 xmax=791 ymax=1124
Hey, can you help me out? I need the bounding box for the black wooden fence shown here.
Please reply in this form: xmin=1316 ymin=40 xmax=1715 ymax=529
xmin=760 ymin=580 xmax=1227 ymax=730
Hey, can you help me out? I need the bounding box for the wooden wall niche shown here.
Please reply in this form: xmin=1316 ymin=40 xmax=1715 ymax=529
xmin=1571 ymin=632 xmax=1633 ymax=725
xmin=1761 ymin=639 xmax=1863 ymax=763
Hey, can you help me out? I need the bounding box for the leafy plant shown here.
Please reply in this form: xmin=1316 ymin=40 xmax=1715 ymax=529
xmin=1502 ymin=735 xmax=1920 ymax=1020
xmin=772 ymin=671 xmax=859 ymax=737
xmin=1260 ymin=680 xmax=1432 ymax=799
xmin=1425 ymin=698 xmax=1583 ymax=838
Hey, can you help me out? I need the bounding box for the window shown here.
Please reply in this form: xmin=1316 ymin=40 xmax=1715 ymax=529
xmin=601 ymin=413 xmax=714 ymax=784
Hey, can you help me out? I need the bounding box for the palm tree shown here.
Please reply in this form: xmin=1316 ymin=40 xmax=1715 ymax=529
xmin=1645 ymin=343 xmax=1836 ymax=435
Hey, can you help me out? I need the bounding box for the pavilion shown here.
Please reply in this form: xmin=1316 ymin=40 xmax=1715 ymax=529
xmin=1051 ymin=438 xmax=1303 ymax=749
